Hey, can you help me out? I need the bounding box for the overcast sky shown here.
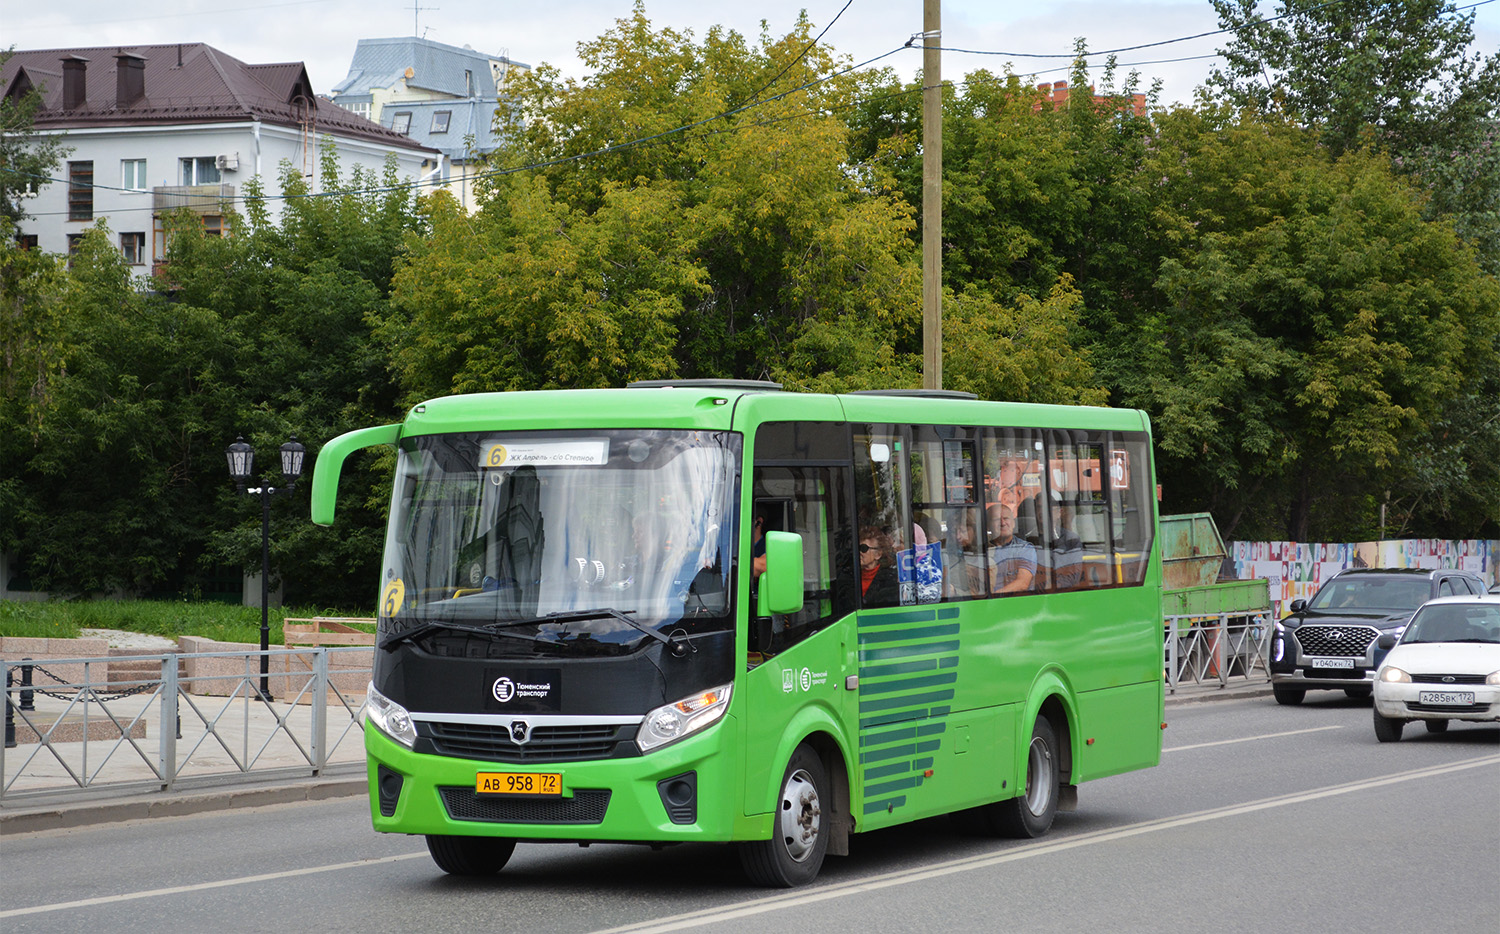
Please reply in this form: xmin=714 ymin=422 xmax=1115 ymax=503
xmin=9 ymin=0 xmax=1498 ymax=109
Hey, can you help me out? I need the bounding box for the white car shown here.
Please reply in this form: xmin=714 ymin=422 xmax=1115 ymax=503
xmin=1372 ymin=596 xmax=1500 ymax=742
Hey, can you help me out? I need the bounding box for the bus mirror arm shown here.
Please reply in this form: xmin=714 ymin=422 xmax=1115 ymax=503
xmin=309 ymin=424 xmax=401 ymax=526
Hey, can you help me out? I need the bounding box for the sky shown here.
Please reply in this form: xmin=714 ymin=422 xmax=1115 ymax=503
xmin=7 ymin=0 xmax=1498 ymax=109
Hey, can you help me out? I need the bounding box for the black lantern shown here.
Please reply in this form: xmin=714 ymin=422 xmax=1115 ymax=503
xmin=226 ymin=434 xmax=307 ymax=701
xmin=225 ymin=436 xmax=254 ymax=486
xmin=280 ymin=436 xmax=306 ymax=483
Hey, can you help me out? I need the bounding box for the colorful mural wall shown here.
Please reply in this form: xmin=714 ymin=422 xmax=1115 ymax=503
xmin=1230 ymin=540 xmax=1497 ymax=618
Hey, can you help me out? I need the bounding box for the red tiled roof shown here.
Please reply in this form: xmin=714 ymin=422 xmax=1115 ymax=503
xmin=1 ymin=43 xmax=436 ymax=154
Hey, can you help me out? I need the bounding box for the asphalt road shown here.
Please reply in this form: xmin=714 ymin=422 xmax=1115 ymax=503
xmin=3 ymin=693 xmax=1496 ymax=934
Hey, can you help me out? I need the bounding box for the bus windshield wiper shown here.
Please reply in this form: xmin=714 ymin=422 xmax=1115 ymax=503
xmin=379 ymin=620 xmax=550 ymax=651
xmin=532 ymin=608 xmax=693 ymax=657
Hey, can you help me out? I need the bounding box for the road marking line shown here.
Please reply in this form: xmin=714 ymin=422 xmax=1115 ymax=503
xmin=5 ymin=755 xmax=1494 ymax=922
xmin=1165 ymin=725 xmax=1342 ymax=751
xmin=589 ymin=754 xmax=1500 ymax=934
xmin=0 ymin=852 xmax=428 ymax=919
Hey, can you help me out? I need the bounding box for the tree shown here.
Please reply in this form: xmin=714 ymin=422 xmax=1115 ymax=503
xmin=1120 ymin=109 xmax=1499 ymax=540
xmin=1207 ymin=1 xmax=1500 ymax=271
xmin=0 ymin=48 xmax=71 ymax=224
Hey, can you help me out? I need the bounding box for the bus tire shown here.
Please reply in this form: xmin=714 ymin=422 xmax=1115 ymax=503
xmin=425 ymin=834 xmax=516 ymax=876
xmin=740 ymin=745 xmax=829 ymax=887
xmin=984 ymin=717 xmax=1060 ymax=838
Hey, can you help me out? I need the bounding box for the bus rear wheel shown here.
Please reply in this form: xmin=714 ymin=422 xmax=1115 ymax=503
xmin=740 ymin=745 xmax=829 ymax=887
xmin=425 ymin=834 xmax=516 ymax=876
xmin=984 ymin=717 xmax=1060 ymax=838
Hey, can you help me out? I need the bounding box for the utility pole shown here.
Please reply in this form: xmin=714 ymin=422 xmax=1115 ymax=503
xmin=921 ymin=0 xmax=942 ymax=390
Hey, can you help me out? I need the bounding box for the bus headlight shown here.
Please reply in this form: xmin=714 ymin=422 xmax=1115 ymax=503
xmin=637 ymin=684 xmax=732 ymax=753
xmin=366 ymin=681 xmax=418 ymax=747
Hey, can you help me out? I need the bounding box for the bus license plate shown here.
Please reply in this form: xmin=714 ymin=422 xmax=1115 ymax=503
xmin=1417 ymin=691 xmax=1474 ymax=706
xmin=1309 ymin=657 xmax=1355 ymax=669
xmin=476 ymin=772 xmax=563 ymax=796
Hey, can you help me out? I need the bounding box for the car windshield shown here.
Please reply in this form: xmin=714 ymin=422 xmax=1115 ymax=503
xmin=1401 ymin=604 xmax=1500 ymax=644
xmin=379 ymin=429 xmax=739 ymax=649
xmin=1307 ymin=576 xmax=1432 ymax=611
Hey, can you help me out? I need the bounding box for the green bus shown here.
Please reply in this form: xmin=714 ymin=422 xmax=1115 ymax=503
xmin=311 ymin=381 xmax=1164 ymax=886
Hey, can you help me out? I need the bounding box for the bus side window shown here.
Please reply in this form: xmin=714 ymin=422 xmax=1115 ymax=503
xmin=854 ymin=425 xmax=911 ymax=608
xmin=980 ymin=427 xmax=1044 ymax=595
xmin=1048 ymin=432 xmax=1111 ymax=589
xmin=753 ymin=421 xmax=854 ymax=651
xmin=1108 ymin=434 xmax=1154 ymax=585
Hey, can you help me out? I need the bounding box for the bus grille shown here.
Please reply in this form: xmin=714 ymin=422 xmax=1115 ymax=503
xmin=439 ymin=787 xmax=611 ymax=824
xmin=422 ymin=721 xmax=635 ymax=763
xmin=1295 ymin=626 xmax=1378 ymax=657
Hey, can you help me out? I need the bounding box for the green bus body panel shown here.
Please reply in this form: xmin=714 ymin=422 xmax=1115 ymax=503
xmin=309 ymin=423 xmax=400 ymax=526
xmin=350 ymin=386 xmax=1164 ymax=847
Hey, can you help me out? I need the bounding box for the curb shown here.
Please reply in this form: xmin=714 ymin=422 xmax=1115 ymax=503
xmin=1 ymin=775 xmax=368 ymax=836
xmin=1165 ymin=683 xmax=1274 ymax=706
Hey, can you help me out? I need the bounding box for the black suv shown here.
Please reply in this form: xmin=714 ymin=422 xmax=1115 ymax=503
xmin=1269 ymin=568 xmax=1488 ymax=705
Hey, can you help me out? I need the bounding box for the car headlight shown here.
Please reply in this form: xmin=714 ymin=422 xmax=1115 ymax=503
xmin=366 ymin=681 xmax=418 ymax=747
xmin=1379 ymin=666 xmax=1411 ymax=684
xmin=1487 ymin=671 xmax=1500 ymax=686
xmin=637 ymin=684 xmax=732 ymax=753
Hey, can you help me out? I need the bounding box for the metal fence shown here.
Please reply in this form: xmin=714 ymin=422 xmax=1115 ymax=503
xmin=1165 ymin=613 xmax=1272 ymax=693
xmin=2 ymin=647 xmax=369 ymax=802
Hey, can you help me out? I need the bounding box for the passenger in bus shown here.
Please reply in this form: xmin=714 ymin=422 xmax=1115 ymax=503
xmin=1049 ymin=492 xmax=1084 ymax=590
xmin=858 ymin=526 xmax=899 ymax=607
xmin=943 ymin=512 xmax=985 ymax=597
xmin=986 ymin=504 xmax=1036 ymax=594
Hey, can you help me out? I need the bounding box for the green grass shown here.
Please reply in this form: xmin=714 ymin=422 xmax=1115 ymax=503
xmin=0 ymin=600 xmax=373 ymax=645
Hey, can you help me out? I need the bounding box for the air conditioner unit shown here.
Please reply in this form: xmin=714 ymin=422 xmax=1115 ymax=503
xmin=215 ymin=153 xmax=239 ymax=172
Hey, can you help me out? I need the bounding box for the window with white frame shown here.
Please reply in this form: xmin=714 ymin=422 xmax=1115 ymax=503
xmin=120 ymin=232 xmax=147 ymax=265
xmin=122 ymin=159 xmax=148 ymax=190
xmin=340 ymin=100 xmax=371 ymax=119
xmin=180 ymin=157 xmax=221 ymax=186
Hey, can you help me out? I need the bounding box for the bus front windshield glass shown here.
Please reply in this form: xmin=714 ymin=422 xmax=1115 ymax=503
xmin=381 ymin=430 xmax=739 ymax=650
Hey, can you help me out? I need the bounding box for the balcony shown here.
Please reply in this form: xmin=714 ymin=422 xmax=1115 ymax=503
xmin=153 ymin=184 xmax=235 ymax=215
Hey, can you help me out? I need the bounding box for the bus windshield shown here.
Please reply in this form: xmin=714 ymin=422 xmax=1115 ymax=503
xmin=380 ymin=429 xmax=739 ymax=651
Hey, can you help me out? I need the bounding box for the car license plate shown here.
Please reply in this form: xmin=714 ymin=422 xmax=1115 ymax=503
xmin=1417 ymin=691 xmax=1474 ymax=706
xmin=1309 ymin=657 xmax=1355 ymax=669
xmin=475 ymin=771 xmax=563 ymax=796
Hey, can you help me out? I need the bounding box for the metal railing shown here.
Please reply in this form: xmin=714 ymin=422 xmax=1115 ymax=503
xmin=1165 ymin=613 xmax=1272 ymax=693
xmin=2 ymin=647 xmax=369 ymax=802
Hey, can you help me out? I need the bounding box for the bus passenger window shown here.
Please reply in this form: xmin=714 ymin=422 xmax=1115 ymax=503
xmin=1108 ymin=436 xmax=1153 ymax=585
xmin=981 ymin=428 xmax=1043 ymax=594
xmin=854 ymin=425 xmax=912 ymax=607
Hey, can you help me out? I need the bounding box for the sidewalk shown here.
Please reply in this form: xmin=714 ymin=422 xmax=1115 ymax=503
xmin=2 ymin=677 xmax=1273 ymax=836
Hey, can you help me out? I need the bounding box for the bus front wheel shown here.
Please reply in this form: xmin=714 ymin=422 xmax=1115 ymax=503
xmin=984 ymin=717 xmax=1060 ymax=838
xmin=425 ymin=834 xmax=516 ymax=876
xmin=740 ymin=745 xmax=829 ymax=887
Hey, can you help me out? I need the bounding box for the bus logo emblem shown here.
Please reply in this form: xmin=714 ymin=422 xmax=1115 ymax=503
xmin=493 ymin=677 xmax=516 ymax=703
xmin=782 ymin=669 xmax=794 ymax=693
xmin=510 ymin=720 xmax=531 ymax=744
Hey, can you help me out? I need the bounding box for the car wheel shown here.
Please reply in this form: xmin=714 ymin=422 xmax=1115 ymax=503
xmin=982 ymin=717 xmax=1061 ymax=839
xmin=425 ymin=834 xmax=516 ymax=876
xmin=740 ymin=745 xmax=829 ymax=887
xmin=1424 ymin=719 xmax=1450 ymax=734
xmin=1373 ymin=709 xmax=1404 ymax=743
xmin=1273 ymin=687 xmax=1306 ymax=706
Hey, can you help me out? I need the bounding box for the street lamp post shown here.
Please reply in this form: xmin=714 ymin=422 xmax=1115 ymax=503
xmin=225 ymin=435 xmax=305 ymax=701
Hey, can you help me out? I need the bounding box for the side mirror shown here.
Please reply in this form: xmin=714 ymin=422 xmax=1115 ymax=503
xmin=1376 ymin=632 xmax=1399 ymax=651
xmin=1289 ymin=599 xmax=1307 ymax=614
xmin=758 ymin=531 xmax=804 ymax=615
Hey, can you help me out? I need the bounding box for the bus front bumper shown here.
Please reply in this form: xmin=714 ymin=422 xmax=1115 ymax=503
xmin=364 ymin=720 xmax=762 ymax=842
